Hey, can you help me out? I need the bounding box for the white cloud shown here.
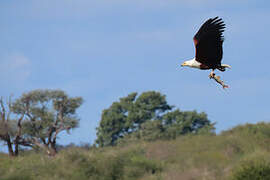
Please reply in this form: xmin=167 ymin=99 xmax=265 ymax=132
xmin=0 ymin=53 xmax=31 ymax=83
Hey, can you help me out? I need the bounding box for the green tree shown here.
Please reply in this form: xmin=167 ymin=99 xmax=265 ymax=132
xmin=161 ymin=109 xmax=215 ymax=139
xmin=126 ymin=110 xmax=214 ymax=142
xmin=12 ymin=89 xmax=83 ymax=156
xmin=96 ymin=91 xmax=214 ymax=147
xmin=96 ymin=91 xmax=172 ymax=146
xmin=136 ymin=120 xmax=165 ymax=141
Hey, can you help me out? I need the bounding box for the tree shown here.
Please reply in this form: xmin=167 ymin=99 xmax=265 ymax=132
xmin=122 ymin=110 xmax=214 ymax=142
xmin=12 ymin=89 xmax=83 ymax=156
xmin=0 ymin=97 xmax=24 ymax=156
xmin=161 ymin=109 xmax=215 ymax=139
xmin=96 ymin=91 xmax=214 ymax=147
xmin=96 ymin=91 xmax=172 ymax=146
xmin=135 ymin=120 xmax=165 ymax=141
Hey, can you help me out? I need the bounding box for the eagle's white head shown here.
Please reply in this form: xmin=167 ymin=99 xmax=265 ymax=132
xmin=181 ymin=58 xmax=201 ymax=69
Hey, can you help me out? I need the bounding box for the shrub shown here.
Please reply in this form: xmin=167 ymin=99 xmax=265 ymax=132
xmin=231 ymin=159 xmax=270 ymax=180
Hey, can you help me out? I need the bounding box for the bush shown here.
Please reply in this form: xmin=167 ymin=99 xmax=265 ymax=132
xmin=231 ymin=159 xmax=270 ymax=180
xmin=60 ymin=146 xmax=162 ymax=180
xmin=223 ymin=122 xmax=270 ymax=139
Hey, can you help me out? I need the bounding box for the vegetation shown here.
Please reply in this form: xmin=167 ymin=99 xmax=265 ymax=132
xmin=96 ymin=91 xmax=214 ymax=147
xmin=1 ymin=89 xmax=270 ymax=179
xmin=0 ymin=89 xmax=83 ymax=156
xmin=0 ymin=97 xmax=23 ymax=156
xmin=231 ymin=158 xmax=270 ymax=180
xmin=0 ymin=122 xmax=270 ymax=179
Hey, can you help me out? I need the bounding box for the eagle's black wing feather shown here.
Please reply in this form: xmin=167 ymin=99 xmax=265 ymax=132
xmin=193 ymin=17 xmax=225 ymax=68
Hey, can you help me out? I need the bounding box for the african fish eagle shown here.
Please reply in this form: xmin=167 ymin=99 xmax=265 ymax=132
xmin=181 ymin=17 xmax=231 ymax=78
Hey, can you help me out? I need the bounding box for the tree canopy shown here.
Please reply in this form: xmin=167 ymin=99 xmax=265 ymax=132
xmin=96 ymin=91 xmax=214 ymax=147
xmin=0 ymin=89 xmax=83 ymax=156
xmin=96 ymin=91 xmax=173 ymax=146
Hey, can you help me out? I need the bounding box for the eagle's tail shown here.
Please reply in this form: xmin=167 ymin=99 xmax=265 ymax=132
xmin=218 ymin=64 xmax=231 ymax=72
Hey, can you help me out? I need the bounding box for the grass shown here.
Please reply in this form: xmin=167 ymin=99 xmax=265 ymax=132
xmin=1 ymin=122 xmax=270 ymax=180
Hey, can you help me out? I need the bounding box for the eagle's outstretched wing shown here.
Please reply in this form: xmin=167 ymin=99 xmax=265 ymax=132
xmin=193 ymin=17 xmax=225 ymax=68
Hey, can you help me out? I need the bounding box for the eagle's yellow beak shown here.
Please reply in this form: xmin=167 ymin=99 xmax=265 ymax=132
xmin=181 ymin=62 xmax=187 ymax=67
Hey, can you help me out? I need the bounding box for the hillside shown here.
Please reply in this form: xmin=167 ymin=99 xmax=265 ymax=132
xmin=1 ymin=122 xmax=270 ymax=180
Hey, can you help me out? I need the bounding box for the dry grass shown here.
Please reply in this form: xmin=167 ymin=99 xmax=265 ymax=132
xmin=1 ymin=122 xmax=270 ymax=180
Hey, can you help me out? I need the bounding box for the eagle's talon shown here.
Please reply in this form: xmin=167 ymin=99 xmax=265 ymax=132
xmin=209 ymin=72 xmax=215 ymax=79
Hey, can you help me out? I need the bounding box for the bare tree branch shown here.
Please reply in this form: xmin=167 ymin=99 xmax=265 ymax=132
xmin=14 ymin=114 xmax=24 ymax=155
xmin=7 ymin=96 xmax=12 ymax=122
xmin=0 ymin=98 xmax=6 ymax=123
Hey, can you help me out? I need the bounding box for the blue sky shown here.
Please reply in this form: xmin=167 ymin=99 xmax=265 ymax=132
xmin=1 ymin=0 xmax=270 ymax=151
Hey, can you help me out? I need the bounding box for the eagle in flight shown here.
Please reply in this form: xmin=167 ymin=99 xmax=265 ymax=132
xmin=181 ymin=17 xmax=231 ymax=88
